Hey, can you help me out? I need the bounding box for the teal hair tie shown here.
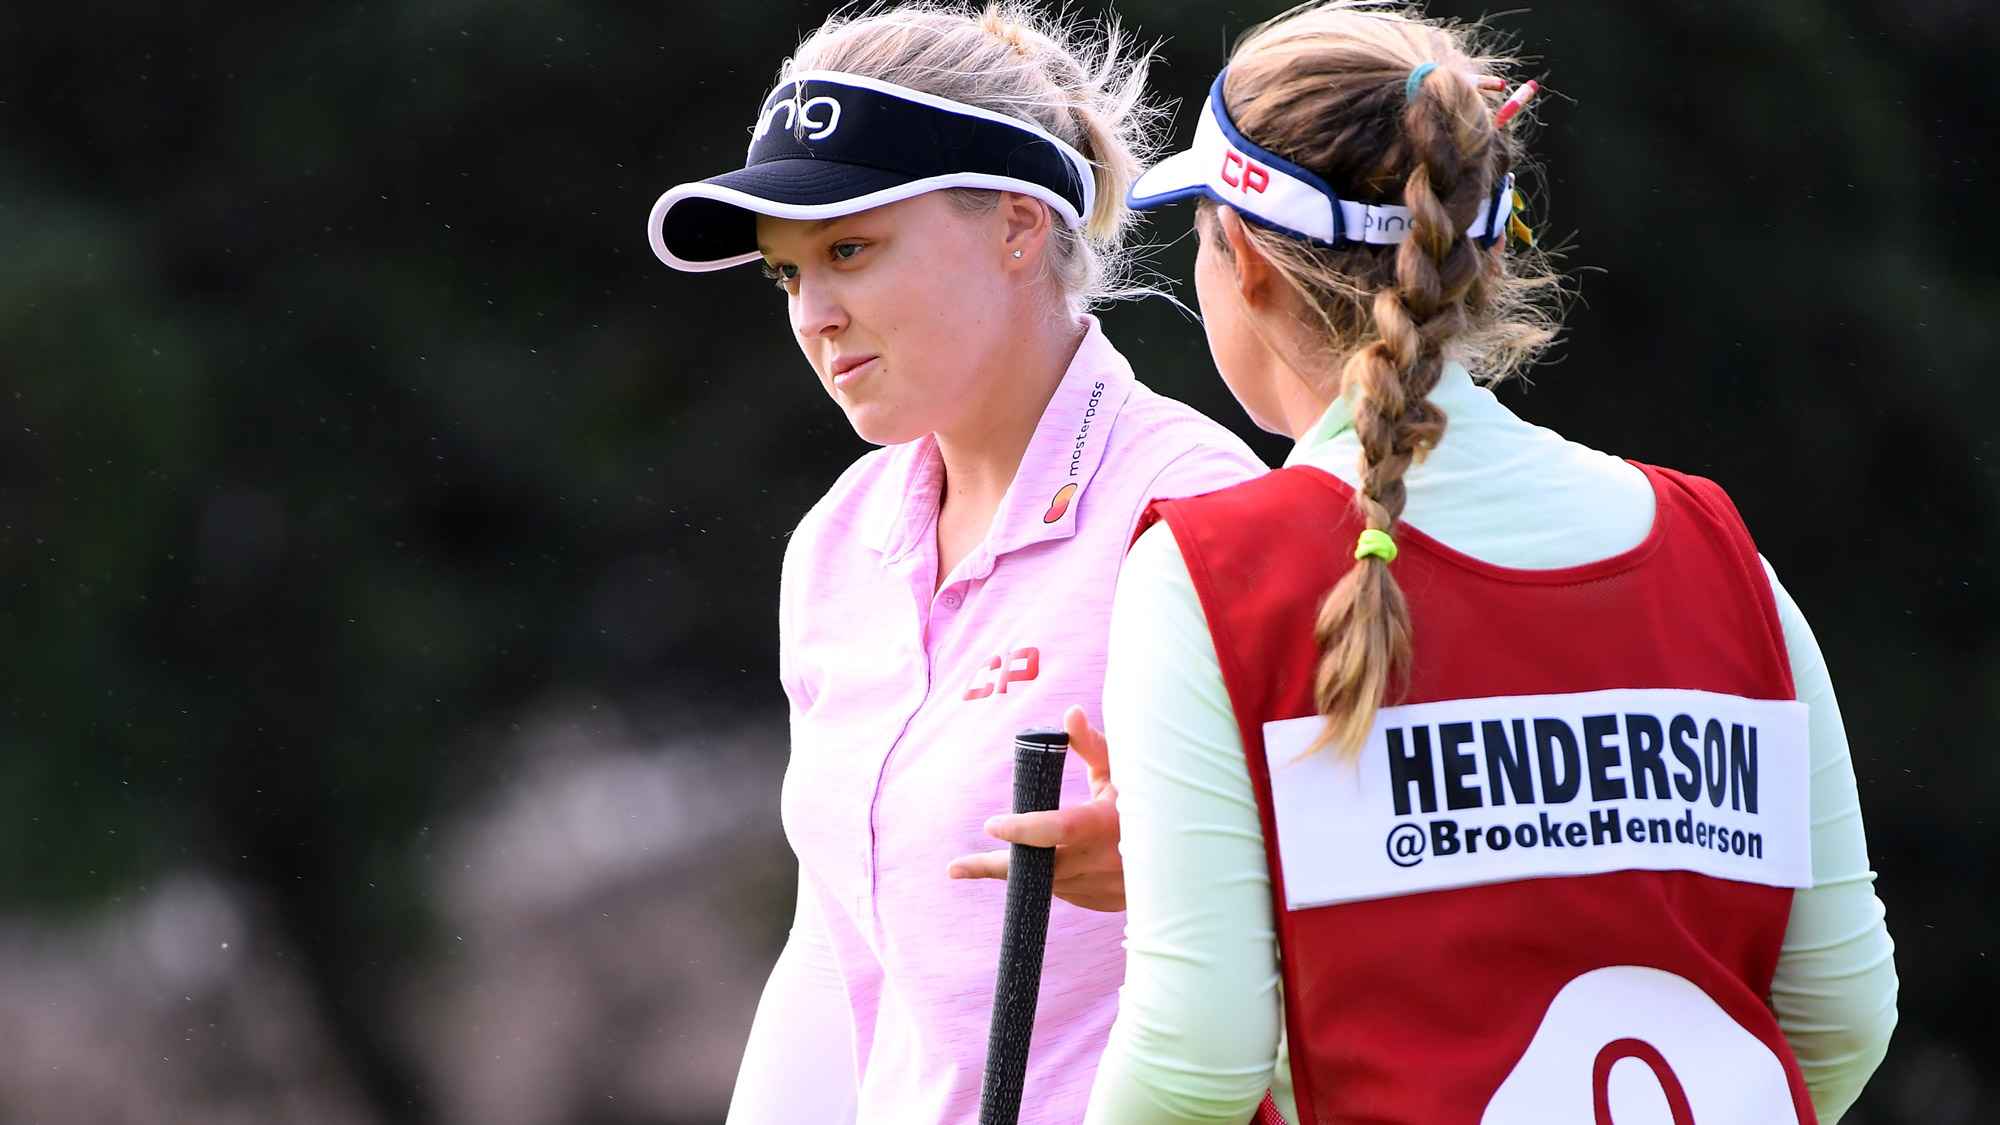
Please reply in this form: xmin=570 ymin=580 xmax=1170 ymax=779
xmin=1355 ymin=528 xmax=1398 ymax=563
xmin=1404 ymin=62 xmax=1439 ymax=105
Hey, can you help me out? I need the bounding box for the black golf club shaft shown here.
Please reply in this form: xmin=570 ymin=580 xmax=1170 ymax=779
xmin=977 ymin=726 xmax=1070 ymax=1125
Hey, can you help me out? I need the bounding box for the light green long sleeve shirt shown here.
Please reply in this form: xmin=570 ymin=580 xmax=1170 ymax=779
xmin=1085 ymin=365 xmax=1898 ymax=1125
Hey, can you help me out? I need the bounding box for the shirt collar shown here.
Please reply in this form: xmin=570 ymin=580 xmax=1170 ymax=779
xmin=985 ymin=316 xmax=1135 ymax=559
xmin=855 ymin=316 xmax=1137 ymax=568
xmin=1283 ymin=360 xmax=1479 ymax=466
xmin=856 ymin=433 xmax=943 ymax=559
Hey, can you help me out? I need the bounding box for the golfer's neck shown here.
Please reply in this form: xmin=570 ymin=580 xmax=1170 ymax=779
xmin=931 ymin=315 xmax=1085 ymax=585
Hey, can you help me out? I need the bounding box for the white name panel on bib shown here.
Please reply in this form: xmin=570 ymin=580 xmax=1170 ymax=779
xmin=1262 ymin=688 xmax=1810 ymax=910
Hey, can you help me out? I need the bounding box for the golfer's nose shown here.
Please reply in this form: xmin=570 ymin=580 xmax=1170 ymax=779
xmin=791 ymin=277 xmax=847 ymax=340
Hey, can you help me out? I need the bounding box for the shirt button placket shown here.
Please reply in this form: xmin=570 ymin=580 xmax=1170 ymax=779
xmin=866 ymin=554 xmax=938 ymax=924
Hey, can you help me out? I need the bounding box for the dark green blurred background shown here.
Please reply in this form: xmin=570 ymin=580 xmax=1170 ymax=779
xmin=0 ymin=0 xmax=1993 ymax=1121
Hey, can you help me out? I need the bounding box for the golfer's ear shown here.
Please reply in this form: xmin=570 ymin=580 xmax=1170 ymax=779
xmin=998 ymin=191 xmax=1052 ymax=267
xmin=1217 ymin=206 xmax=1274 ymax=306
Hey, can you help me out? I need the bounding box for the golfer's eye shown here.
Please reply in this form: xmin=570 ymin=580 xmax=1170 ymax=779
xmin=760 ymin=261 xmax=799 ymax=288
xmin=832 ymin=241 xmax=864 ymax=261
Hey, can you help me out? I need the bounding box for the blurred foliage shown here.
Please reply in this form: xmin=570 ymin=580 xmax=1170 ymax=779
xmin=0 ymin=0 xmax=1994 ymax=1119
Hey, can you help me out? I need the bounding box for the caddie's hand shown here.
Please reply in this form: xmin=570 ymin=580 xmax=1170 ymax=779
xmin=946 ymin=705 xmax=1126 ymax=912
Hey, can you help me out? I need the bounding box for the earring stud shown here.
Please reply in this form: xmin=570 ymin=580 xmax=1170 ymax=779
xmin=1013 ymin=250 xmax=1023 ymax=258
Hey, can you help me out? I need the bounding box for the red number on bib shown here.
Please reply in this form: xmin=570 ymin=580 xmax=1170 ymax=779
xmin=1592 ymin=1039 xmax=1695 ymax=1125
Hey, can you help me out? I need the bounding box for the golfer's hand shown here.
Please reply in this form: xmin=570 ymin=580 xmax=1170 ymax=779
xmin=946 ymin=705 xmax=1125 ymax=913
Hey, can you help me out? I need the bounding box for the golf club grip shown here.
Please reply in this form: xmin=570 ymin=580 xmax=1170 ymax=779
xmin=978 ymin=727 xmax=1070 ymax=1125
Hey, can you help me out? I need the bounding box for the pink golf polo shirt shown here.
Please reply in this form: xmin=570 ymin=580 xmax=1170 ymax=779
xmin=777 ymin=318 xmax=1264 ymax=1125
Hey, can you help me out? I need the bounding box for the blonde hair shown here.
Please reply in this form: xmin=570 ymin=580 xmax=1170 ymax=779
xmin=1198 ymin=2 xmax=1562 ymax=756
xmin=786 ymin=2 xmax=1164 ymax=314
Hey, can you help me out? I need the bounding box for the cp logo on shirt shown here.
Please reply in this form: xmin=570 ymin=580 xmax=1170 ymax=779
xmin=963 ymin=647 xmax=1040 ymax=700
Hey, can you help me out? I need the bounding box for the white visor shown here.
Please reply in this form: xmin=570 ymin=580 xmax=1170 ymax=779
xmin=1129 ymin=72 xmax=1513 ymax=248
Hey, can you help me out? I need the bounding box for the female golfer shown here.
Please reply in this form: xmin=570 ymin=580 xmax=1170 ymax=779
xmin=646 ymin=5 xmax=1263 ymax=1122
xmin=1083 ymin=5 xmax=1898 ymax=1124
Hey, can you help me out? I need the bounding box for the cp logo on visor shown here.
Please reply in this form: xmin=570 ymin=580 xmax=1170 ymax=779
xmin=1221 ymin=150 xmax=1270 ymax=194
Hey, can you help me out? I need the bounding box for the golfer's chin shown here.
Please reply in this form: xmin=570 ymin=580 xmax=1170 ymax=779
xmin=835 ymin=399 xmax=928 ymax=449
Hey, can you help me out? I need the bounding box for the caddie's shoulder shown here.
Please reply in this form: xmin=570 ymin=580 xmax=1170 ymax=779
xmin=1629 ymin=461 xmax=1758 ymax=541
xmin=1163 ymin=463 xmax=1347 ymax=527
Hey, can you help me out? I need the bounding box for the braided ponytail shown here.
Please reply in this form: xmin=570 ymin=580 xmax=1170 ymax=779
xmin=1203 ymin=2 xmax=1561 ymax=757
xmin=1313 ymin=54 xmax=1500 ymax=753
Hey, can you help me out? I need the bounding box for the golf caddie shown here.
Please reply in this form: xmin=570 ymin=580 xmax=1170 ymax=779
xmin=1075 ymin=5 xmax=1900 ymax=1124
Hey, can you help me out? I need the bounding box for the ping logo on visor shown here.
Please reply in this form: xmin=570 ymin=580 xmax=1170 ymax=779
xmin=752 ymin=92 xmax=843 ymax=142
xmin=1129 ymin=70 xmax=1514 ymax=248
xmin=649 ymin=70 xmax=1097 ymax=272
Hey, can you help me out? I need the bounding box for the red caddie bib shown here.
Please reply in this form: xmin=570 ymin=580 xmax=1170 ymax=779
xmin=1141 ymin=462 xmax=1818 ymax=1125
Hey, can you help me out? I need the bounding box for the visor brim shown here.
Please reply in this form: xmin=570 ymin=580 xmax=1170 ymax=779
xmin=1126 ymin=148 xmax=1217 ymax=211
xmin=650 ymin=160 xmax=920 ymax=272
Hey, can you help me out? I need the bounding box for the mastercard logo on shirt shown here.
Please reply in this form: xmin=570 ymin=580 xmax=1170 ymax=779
xmin=1043 ymin=483 xmax=1078 ymax=524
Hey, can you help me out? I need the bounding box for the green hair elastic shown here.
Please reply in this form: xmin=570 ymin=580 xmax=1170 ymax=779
xmin=1355 ymin=528 xmax=1398 ymax=563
